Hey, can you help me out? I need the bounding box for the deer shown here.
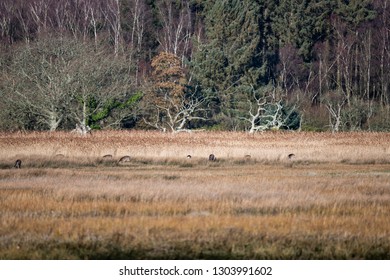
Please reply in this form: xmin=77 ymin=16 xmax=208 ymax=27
xmin=118 ymin=156 xmax=131 ymax=163
xmin=14 ymin=159 xmax=22 ymax=169
xmin=288 ymin=153 xmax=295 ymax=160
xmin=209 ymin=154 xmax=217 ymax=161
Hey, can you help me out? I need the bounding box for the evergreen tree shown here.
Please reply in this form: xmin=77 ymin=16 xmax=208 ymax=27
xmin=191 ymin=0 xmax=277 ymax=129
xmin=335 ymin=0 xmax=376 ymax=28
xmin=275 ymin=0 xmax=334 ymax=62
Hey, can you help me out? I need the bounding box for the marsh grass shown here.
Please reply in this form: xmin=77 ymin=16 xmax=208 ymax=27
xmin=0 ymin=131 xmax=390 ymax=259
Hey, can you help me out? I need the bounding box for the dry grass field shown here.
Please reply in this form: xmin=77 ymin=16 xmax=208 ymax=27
xmin=0 ymin=131 xmax=390 ymax=259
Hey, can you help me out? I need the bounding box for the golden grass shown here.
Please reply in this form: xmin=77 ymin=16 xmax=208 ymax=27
xmin=1 ymin=130 xmax=390 ymax=162
xmin=0 ymin=131 xmax=390 ymax=259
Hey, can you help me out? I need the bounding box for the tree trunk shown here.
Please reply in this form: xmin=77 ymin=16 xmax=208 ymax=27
xmin=82 ymin=99 xmax=88 ymax=128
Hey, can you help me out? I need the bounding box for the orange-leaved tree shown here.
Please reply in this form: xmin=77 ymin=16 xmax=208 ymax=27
xmin=143 ymin=52 xmax=207 ymax=132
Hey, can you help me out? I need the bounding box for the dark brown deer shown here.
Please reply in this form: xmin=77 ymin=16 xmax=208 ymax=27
xmin=209 ymin=154 xmax=216 ymax=161
xmin=14 ymin=159 xmax=22 ymax=169
xmin=118 ymin=156 xmax=131 ymax=163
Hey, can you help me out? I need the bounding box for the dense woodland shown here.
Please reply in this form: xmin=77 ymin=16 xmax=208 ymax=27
xmin=0 ymin=0 xmax=389 ymax=132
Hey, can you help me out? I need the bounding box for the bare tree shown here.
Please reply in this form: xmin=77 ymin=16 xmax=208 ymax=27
xmin=375 ymin=0 xmax=390 ymax=106
xmin=143 ymin=90 xmax=207 ymax=133
xmin=278 ymin=45 xmax=306 ymax=95
xmin=5 ymin=35 xmax=134 ymax=131
xmin=29 ymin=0 xmax=50 ymax=34
xmin=66 ymin=41 xmax=134 ymax=130
xmin=156 ymin=0 xmax=192 ymax=64
xmin=0 ymin=2 xmax=10 ymax=41
xmin=88 ymin=1 xmax=101 ymax=47
xmin=7 ymin=38 xmax=71 ymax=131
xmin=324 ymin=92 xmax=346 ymax=133
xmin=52 ymin=1 xmax=68 ymax=33
xmin=242 ymin=86 xmax=297 ymax=133
xmin=103 ymin=0 xmax=122 ymax=55
xmin=127 ymin=0 xmax=147 ymax=84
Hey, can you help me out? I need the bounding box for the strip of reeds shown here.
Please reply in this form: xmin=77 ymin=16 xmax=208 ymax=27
xmin=1 ymin=130 xmax=390 ymax=163
xmin=0 ymin=131 xmax=390 ymax=259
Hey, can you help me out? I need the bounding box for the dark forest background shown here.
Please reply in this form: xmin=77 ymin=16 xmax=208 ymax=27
xmin=0 ymin=0 xmax=389 ymax=132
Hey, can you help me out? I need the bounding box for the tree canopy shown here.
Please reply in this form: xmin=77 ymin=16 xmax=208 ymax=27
xmin=0 ymin=0 xmax=388 ymax=132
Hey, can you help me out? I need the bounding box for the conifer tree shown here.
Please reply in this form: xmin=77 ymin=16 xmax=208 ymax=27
xmin=275 ymin=0 xmax=334 ymax=62
xmin=191 ymin=0 xmax=277 ymax=129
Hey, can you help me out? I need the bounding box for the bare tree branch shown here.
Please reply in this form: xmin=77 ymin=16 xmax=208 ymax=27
xmin=241 ymin=86 xmax=296 ymax=133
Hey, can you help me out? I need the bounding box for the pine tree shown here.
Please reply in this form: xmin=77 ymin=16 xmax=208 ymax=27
xmin=191 ymin=0 xmax=277 ymax=129
xmin=275 ymin=0 xmax=334 ymax=62
xmin=335 ymin=0 xmax=376 ymax=28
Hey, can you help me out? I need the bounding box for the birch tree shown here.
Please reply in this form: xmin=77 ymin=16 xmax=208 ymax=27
xmin=156 ymin=0 xmax=192 ymax=64
xmin=103 ymin=0 xmax=122 ymax=55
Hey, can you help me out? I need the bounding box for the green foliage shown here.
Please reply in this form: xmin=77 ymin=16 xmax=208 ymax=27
xmin=121 ymin=91 xmax=143 ymax=109
xmin=88 ymin=91 xmax=143 ymax=129
xmin=89 ymin=98 xmax=118 ymax=129
xmin=275 ymin=0 xmax=335 ymax=62
xmin=336 ymin=0 xmax=376 ymax=28
xmin=280 ymin=103 xmax=301 ymax=130
xmin=191 ymin=0 xmax=278 ymax=130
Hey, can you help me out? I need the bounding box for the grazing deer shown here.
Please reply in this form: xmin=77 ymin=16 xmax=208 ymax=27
xmin=186 ymin=155 xmax=192 ymax=159
xmin=14 ymin=159 xmax=22 ymax=169
xmin=288 ymin=153 xmax=295 ymax=160
xmin=118 ymin=156 xmax=131 ymax=163
xmin=209 ymin=154 xmax=216 ymax=161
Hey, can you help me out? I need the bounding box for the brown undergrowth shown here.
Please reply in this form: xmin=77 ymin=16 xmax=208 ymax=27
xmin=0 ymin=131 xmax=390 ymax=259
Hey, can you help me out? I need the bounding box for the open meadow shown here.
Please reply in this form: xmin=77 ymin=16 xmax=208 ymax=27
xmin=0 ymin=131 xmax=390 ymax=259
